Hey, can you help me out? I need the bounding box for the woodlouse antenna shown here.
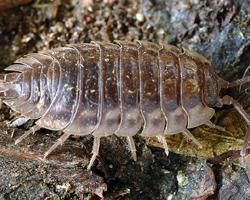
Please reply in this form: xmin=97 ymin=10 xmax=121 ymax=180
xmin=220 ymin=76 xmax=250 ymax=89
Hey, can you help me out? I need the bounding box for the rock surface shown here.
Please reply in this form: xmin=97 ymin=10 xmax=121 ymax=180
xmin=0 ymin=0 xmax=250 ymax=199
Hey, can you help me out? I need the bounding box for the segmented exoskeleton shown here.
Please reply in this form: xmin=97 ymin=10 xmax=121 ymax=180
xmin=1 ymin=41 xmax=250 ymax=170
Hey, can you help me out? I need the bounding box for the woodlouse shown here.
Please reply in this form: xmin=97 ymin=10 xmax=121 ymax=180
xmin=1 ymin=41 xmax=249 ymax=170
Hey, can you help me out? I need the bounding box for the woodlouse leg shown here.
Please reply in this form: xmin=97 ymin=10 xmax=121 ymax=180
xmin=220 ymin=95 xmax=250 ymax=156
xmin=15 ymin=125 xmax=40 ymax=145
xmin=156 ymin=135 xmax=169 ymax=156
xmin=87 ymin=136 xmax=101 ymax=170
xmin=242 ymin=129 xmax=250 ymax=157
xmin=204 ymin=120 xmax=226 ymax=132
xmin=182 ymin=129 xmax=202 ymax=148
xmin=44 ymin=132 xmax=71 ymax=158
xmin=127 ymin=136 xmax=137 ymax=161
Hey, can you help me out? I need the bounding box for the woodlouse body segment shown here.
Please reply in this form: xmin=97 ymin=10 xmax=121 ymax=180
xmin=36 ymin=47 xmax=80 ymax=130
xmin=91 ymin=41 xmax=121 ymax=137
xmin=114 ymin=41 xmax=142 ymax=137
xmin=138 ymin=41 xmax=166 ymax=137
xmin=0 ymin=41 xmax=249 ymax=170
xmin=159 ymin=44 xmax=188 ymax=134
xmin=179 ymin=49 xmax=215 ymax=129
xmin=64 ymin=44 xmax=100 ymax=135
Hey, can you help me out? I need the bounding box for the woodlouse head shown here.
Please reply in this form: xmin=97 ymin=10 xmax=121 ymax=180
xmin=203 ymin=66 xmax=223 ymax=108
xmin=182 ymin=48 xmax=222 ymax=108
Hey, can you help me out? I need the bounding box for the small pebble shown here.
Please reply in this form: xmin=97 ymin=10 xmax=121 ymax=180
xmin=136 ymin=13 xmax=144 ymax=22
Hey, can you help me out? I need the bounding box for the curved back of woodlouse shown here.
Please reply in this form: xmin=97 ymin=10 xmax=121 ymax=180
xmin=0 ymin=40 xmax=250 ymax=170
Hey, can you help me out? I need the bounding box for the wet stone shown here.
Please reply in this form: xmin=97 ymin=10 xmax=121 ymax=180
xmin=219 ymin=165 xmax=250 ymax=200
xmin=175 ymin=160 xmax=216 ymax=200
xmin=0 ymin=0 xmax=250 ymax=199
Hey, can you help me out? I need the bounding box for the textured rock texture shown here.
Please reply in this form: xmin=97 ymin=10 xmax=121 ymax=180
xmin=0 ymin=0 xmax=249 ymax=199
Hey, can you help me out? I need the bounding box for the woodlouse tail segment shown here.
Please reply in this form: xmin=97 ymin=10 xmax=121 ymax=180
xmin=44 ymin=132 xmax=71 ymax=159
xmin=15 ymin=125 xmax=41 ymax=145
xmin=219 ymin=95 xmax=250 ymax=157
xmin=0 ymin=73 xmax=21 ymax=99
